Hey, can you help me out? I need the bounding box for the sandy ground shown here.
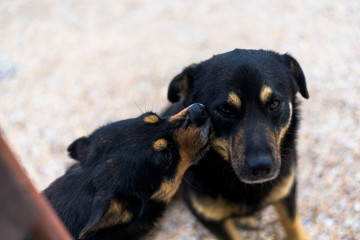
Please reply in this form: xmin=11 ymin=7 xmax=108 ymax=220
xmin=1 ymin=1 xmax=360 ymax=239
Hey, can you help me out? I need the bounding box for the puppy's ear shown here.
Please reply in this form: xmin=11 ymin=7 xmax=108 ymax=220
xmin=79 ymin=197 xmax=133 ymax=239
xmin=67 ymin=136 xmax=90 ymax=161
xmin=282 ymin=54 xmax=309 ymax=99
xmin=167 ymin=64 xmax=199 ymax=103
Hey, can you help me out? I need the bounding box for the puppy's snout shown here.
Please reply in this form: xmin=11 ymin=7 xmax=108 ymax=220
xmin=186 ymin=103 xmax=209 ymax=126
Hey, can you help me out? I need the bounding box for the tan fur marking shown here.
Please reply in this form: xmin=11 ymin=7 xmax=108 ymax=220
xmin=144 ymin=114 xmax=160 ymax=123
xmin=92 ymin=200 xmax=132 ymax=232
xmin=227 ymin=92 xmax=241 ymax=109
xmin=274 ymin=202 xmax=310 ymax=240
xmin=169 ymin=107 xmax=189 ymax=122
xmin=260 ymin=85 xmax=273 ymax=104
xmin=153 ymin=138 xmax=168 ymax=151
xmin=175 ymin=125 xmax=206 ymax=158
xmin=151 ymin=158 xmax=191 ymax=203
xmin=151 ymin=179 xmax=177 ymax=203
xmin=234 ymin=216 xmax=258 ymax=229
xmin=107 ymin=200 xmax=132 ymax=223
xmin=263 ymin=125 xmax=282 ymax=177
xmin=278 ymin=102 xmax=293 ymax=144
xmin=231 ymin=129 xmax=245 ymax=164
xmin=211 ymin=138 xmax=230 ymax=161
xmin=264 ymin=102 xmax=292 ymax=165
xmin=177 ymin=74 xmax=189 ymax=100
xmin=265 ymin=166 xmax=295 ymax=204
xmin=224 ymin=219 xmax=242 ymax=240
xmin=289 ymin=60 xmax=296 ymax=73
xmin=191 ymin=194 xmax=247 ymax=221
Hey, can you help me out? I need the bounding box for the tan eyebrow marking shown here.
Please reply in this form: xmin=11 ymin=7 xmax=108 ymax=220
xmin=153 ymin=138 xmax=168 ymax=151
xmin=260 ymin=86 xmax=273 ymax=104
xmin=144 ymin=114 xmax=160 ymax=123
xmin=227 ymin=92 xmax=241 ymax=108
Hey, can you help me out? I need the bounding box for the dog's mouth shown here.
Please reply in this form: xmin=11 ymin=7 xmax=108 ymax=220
xmin=184 ymin=117 xmax=211 ymax=164
xmin=193 ymin=119 xmax=211 ymax=162
xmin=180 ymin=103 xmax=211 ymax=146
xmin=172 ymin=103 xmax=211 ymax=163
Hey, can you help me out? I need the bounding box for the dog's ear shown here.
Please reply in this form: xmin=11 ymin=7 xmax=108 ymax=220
xmin=282 ymin=54 xmax=309 ymax=99
xmin=67 ymin=136 xmax=90 ymax=161
xmin=168 ymin=64 xmax=199 ymax=103
xmin=79 ymin=197 xmax=133 ymax=239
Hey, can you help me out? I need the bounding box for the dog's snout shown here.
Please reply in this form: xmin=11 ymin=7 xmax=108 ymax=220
xmin=247 ymin=155 xmax=273 ymax=179
xmin=187 ymin=103 xmax=208 ymax=126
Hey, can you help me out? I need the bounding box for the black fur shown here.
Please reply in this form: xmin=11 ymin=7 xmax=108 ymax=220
xmin=163 ymin=49 xmax=309 ymax=239
xmin=28 ymin=104 xmax=210 ymax=240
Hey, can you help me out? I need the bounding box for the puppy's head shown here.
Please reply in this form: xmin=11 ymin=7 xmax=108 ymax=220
xmin=68 ymin=103 xmax=210 ymax=239
xmin=167 ymin=49 xmax=309 ymax=184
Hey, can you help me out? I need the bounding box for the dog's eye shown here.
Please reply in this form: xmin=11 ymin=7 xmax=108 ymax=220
xmin=216 ymin=105 xmax=234 ymax=117
xmin=155 ymin=145 xmax=173 ymax=170
xmin=269 ymin=99 xmax=281 ymax=111
xmin=220 ymin=107 xmax=231 ymax=115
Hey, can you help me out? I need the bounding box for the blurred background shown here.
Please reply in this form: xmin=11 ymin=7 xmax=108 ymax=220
xmin=0 ymin=0 xmax=359 ymax=239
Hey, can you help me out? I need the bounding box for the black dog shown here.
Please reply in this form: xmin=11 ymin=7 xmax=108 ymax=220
xmin=34 ymin=104 xmax=210 ymax=240
xmin=163 ymin=49 xmax=310 ymax=240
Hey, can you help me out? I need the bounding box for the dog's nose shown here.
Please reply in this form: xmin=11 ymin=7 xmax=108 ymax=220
xmin=187 ymin=103 xmax=209 ymax=126
xmin=247 ymin=154 xmax=273 ymax=179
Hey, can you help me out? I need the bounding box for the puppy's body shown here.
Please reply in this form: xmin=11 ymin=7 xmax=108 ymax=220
xmin=163 ymin=49 xmax=310 ymax=240
xmin=33 ymin=104 xmax=210 ymax=240
xmin=43 ymin=164 xmax=167 ymax=239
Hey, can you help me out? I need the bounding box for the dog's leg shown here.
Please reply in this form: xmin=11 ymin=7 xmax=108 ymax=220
xmin=273 ymin=181 xmax=310 ymax=240
xmin=182 ymin=190 xmax=241 ymax=240
xmin=198 ymin=218 xmax=241 ymax=240
xmin=234 ymin=215 xmax=259 ymax=230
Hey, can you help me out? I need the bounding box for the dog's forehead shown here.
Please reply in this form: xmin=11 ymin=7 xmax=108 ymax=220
xmin=202 ymin=51 xmax=291 ymax=103
xmin=206 ymin=68 xmax=279 ymax=105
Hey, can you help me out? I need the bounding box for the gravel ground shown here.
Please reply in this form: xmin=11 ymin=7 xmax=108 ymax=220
xmin=1 ymin=1 xmax=359 ymax=239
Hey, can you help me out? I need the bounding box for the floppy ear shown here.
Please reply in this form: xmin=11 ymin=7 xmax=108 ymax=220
xmin=167 ymin=64 xmax=198 ymax=103
xmin=67 ymin=136 xmax=90 ymax=161
xmin=282 ymin=54 xmax=309 ymax=99
xmin=79 ymin=197 xmax=133 ymax=239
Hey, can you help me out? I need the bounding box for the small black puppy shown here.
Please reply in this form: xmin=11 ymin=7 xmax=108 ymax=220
xmin=163 ymin=49 xmax=310 ymax=240
xmin=37 ymin=103 xmax=210 ymax=240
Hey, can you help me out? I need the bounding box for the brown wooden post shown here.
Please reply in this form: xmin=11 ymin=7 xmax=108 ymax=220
xmin=0 ymin=130 xmax=73 ymax=240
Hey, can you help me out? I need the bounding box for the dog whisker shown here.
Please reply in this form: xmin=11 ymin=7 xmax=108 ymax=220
xmin=134 ymin=101 xmax=144 ymax=114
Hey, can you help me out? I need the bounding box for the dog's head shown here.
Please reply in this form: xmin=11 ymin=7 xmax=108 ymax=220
xmin=67 ymin=103 xmax=210 ymax=239
xmin=167 ymin=49 xmax=309 ymax=184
